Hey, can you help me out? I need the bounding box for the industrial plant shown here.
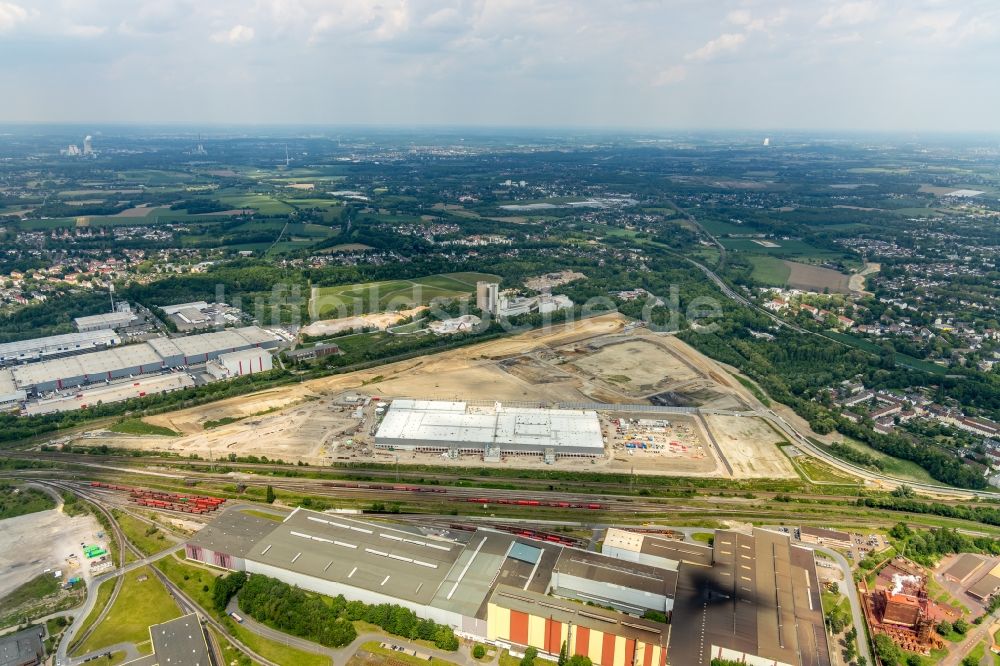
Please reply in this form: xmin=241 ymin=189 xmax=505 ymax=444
xmin=185 ymin=509 xmax=831 ymax=666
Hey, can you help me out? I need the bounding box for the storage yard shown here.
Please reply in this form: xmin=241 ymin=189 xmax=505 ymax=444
xmin=67 ymin=314 xmax=792 ymax=480
xmin=0 ymin=501 xmax=103 ymax=600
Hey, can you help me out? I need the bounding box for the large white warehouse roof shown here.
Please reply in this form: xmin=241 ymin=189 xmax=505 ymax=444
xmin=375 ymin=399 xmax=604 ymax=453
xmin=11 ymin=344 xmax=164 ymax=388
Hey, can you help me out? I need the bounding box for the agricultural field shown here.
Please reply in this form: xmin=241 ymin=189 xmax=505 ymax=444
xmin=748 ymin=256 xmax=791 ymax=286
xmin=785 ymin=261 xmax=853 ymax=293
xmin=310 ymin=272 xmax=499 ymax=319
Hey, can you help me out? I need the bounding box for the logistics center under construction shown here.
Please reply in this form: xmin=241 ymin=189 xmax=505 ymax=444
xmin=186 ymin=507 xmax=832 ymax=666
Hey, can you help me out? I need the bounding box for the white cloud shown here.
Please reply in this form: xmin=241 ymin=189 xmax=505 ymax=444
xmin=726 ymin=9 xmax=752 ymax=26
xmin=819 ymin=1 xmax=879 ymax=28
xmin=685 ymin=32 xmax=746 ymax=62
xmin=652 ymin=64 xmax=686 ymax=86
xmin=65 ymin=24 xmax=107 ymax=37
xmin=0 ymin=1 xmax=29 ymax=31
xmin=212 ymin=24 xmax=254 ymax=44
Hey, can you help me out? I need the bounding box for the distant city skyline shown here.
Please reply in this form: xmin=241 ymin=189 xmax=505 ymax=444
xmin=0 ymin=0 xmax=998 ymax=131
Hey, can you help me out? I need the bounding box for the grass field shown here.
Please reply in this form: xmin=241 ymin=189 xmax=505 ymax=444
xmin=721 ymin=237 xmax=848 ymax=261
xmin=312 ymin=272 xmax=499 ymax=319
xmin=361 ymin=641 xmax=459 ymax=666
xmin=113 ymin=510 xmax=173 ymax=556
xmin=216 ymin=194 xmax=295 ymax=215
xmin=75 ymin=567 xmax=181 ymax=655
xmin=822 ymin=331 xmax=948 ymax=375
xmin=0 ymin=482 xmax=56 ymax=519
xmin=0 ymin=572 xmax=60 ymax=609
xmin=748 ymin=255 xmax=791 ymax=286
xmin=108 ymin=419 xmax=179 ymax=437
xmin=70 ymin=579 xmax=114 ymax=651
xmin=820 ymin=437 xmax=940 ymax=485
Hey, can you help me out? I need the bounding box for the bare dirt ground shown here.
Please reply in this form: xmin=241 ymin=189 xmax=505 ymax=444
xmin=83 ymin=314 xmax=793 ymax=478
xmin=0 ymin=508 xmax=102 ymax=599
xmin=301 ymin=306 xmax=428 ymax=337
xmin=524 ymin=270 xmax=587 ymax=291
xmin=849 ymin=262 xmax=880 ymax=294
xmin=783 ymin=261 xmax=852 ymax=294
xmin=703 ymin=414 xmax=797 ymax=478
xmin=112 ymin=205 xmax=155 ymax=218
xmin=568 ymin=338 xmax=700 ymax=397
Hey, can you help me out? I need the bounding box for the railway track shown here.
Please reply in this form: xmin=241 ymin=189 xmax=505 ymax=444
xmin=36 ymin=481 xmax=272 ymax=666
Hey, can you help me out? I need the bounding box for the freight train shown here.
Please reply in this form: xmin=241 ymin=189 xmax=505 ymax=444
xmin=89 ymin=481 xmax=225 ymax=514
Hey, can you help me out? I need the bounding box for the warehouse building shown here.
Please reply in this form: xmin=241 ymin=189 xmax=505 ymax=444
xmin=147 ymin=327 xmax=279 ymax=367
xmin=11 ymin=344 xmax=166 ymax=394
xmin=74 ymin=310 xmax=136 ymax=332
xmin=185 ymin=509 xmax=830 ymax=666
xmin=375 ymin=400 xmax=605 ymax=458
xmin=206 ymin=349 xmax=274 ymax=379
xmin=487 ymin=587 xmax=668 ymax=666
xmin=0 ymin=369 xmax=26 ymax=409
xmin=0 ymin=330 xmax=121 ymax=366
xmin=601 ymin=528 xmax=714 ymax=571
xmin=9 ymin=326 xmax=281 ymax=395
xmin=122 ymin=613 xmax=211 ymax=666
xmin=670 ymin=529 xmax=831 ymax=666
xmin=799 ymin=526 xmax=852 ymax=550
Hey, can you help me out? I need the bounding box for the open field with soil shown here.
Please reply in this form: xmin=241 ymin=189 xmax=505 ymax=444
xmin=703 ymin=414 xmax=797 ymax=478
xmin=302 ymin=306 xmax=428 ymax=338
xmin=0 ymin=507 xmax=101 ymax=599
xmin=784 ymin=261 xmax=852 ymax=294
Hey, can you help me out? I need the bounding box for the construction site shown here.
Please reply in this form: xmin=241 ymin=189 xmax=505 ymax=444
xmin=58 ymin=314 xmax=799 ymax=480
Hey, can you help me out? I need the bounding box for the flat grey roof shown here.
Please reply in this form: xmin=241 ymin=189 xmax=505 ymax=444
xmin=0 ymin=625 xmax=43 ymax=666
xmin=245 ymin=508 xmax=466 ymax=606
xmin=554 ymin=549 xmax=678 ymax=598
xmin=148 ymin=613 xmax=211 ymax=666
xmin=147 ymin=327 xmax=277 ymax=361
xmin=641 ymin=535 xmax=714 ymax=567
xmin=800 ymin=526 xmax=851 ymax=542
xmin=945 ymin=553 xmax=986 ymax=582
xmin=75 ymin=312 xmax=135 ymax=327
xmin=11 ymin=344 xmax=164 ymax=387
xmin=188 ymin=510 xmax=281 ymax=559
xmin=0 ymin=369 xmax=20 ymax=396
xmin=376 ymin=399 xmax=604 ymax=451
xmin=0 ymin=330 xmax=120 ymax=358
xmin=160 ymin=302 xmax=209 ymax=315
xmin=968 ymin=572 xmax=1000 ymax=599
xmin=490 ymin=585 xmax=668 ymax=647
xmin=670 ymin=529 xmax=831 ymax=666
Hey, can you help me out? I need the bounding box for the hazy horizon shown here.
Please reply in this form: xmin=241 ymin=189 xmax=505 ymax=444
xmin=2 ymin=0 xmax=999 ymax=132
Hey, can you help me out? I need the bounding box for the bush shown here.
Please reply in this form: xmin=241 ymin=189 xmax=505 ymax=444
xmin=211 ymin=571 xmax=247 ymax=612
xmin=473 ymin=645 xmax=486 ymax=659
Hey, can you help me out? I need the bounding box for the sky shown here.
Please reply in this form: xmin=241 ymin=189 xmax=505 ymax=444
xmin=0 ymin=0 xmax=998 ymax=131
